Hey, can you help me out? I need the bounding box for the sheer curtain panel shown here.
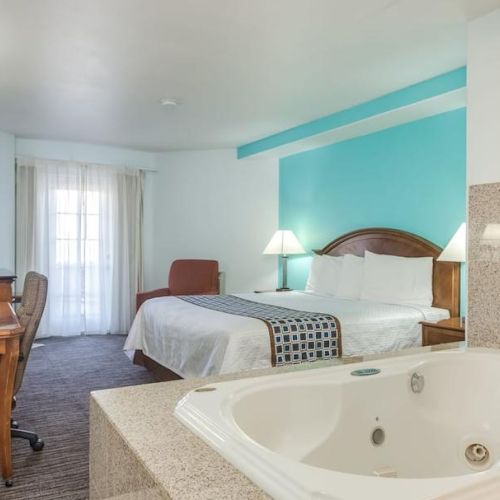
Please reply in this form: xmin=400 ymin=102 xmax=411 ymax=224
xmin=16 ymin=158 xmax=143 ymax=337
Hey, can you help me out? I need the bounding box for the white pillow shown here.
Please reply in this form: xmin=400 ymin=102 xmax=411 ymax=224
xmin=360 ymin=250 xmax=433 ymax=306
xmin=335 ymin=254 xmax=365 ymax=299
xmin=305 ymin=254 xmax=343 ymax=295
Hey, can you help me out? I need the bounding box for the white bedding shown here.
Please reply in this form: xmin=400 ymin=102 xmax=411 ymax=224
xmin=124 ymin=291 xmax=449 ymax=379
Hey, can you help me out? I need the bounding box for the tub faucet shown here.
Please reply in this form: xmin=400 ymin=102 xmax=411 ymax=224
xmin=410 ymin=372 xmax=424 ymax=393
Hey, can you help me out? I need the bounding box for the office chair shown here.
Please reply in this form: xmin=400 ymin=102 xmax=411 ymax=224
xmin=11 ymin=271 xmax=48 ymax=452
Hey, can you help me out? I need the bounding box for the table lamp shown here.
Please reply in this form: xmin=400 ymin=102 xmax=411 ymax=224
xmin=437 ymin=222 xmax=466 ymax=325
xmin=263 ymin=230 xmax=306 ymax=291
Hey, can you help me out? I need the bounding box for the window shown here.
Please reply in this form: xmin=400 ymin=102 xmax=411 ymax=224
xmin=53 ymin=188 xmax=103 ymax=328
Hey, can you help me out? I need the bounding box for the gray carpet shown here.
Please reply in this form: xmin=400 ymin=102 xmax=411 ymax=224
xmin=3 ymin=335 xmax=156 ymax=500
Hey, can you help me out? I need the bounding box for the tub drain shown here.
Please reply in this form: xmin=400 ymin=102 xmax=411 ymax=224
xmin=465 ymin=443 xmax=489 ymax=466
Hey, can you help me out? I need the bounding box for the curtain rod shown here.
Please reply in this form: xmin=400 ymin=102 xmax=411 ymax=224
xmin=15 ymin=155 xmax=158 ymax=172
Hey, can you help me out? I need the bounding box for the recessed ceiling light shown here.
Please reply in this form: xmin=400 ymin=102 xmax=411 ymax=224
xmin=160 ymin=97 xmax=178 ymax=107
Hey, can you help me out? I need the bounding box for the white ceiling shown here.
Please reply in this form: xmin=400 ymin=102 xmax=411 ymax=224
xmin=0 ymin=0 xmax=499 ymax=152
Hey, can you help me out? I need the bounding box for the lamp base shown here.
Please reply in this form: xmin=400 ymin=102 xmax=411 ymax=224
xmin=275 ymin=287 xmax=292 ymax=292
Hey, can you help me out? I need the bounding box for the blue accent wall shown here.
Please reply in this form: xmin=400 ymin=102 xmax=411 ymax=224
xmin=279 ymin=108 xmax=466 ymax=308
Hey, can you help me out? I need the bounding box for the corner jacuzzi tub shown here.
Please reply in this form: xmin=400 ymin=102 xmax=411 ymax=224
xmin=175 ymin=349 xmax=500 ymax=499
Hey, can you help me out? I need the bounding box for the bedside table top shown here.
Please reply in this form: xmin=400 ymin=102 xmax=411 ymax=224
xmin=420 ymin=317 xmax=464 ymax=332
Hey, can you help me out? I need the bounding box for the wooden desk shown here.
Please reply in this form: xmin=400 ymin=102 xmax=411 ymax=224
xmin=0 ymin=270 xmax=16 ymax=303
xmin=0 ymin=302 xmax=23 ymax=487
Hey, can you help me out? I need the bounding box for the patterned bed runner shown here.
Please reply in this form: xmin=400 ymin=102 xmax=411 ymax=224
xmin=178 ymin=294 xmax=342 ymax=366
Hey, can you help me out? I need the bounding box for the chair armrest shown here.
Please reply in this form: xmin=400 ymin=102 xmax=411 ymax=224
xmin=136 ymin=288 xmax=171 ymax=312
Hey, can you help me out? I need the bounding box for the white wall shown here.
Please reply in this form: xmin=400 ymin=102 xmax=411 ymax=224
xmin=467 ymin=8 xmax=500 ymax=185
xmin=0 ymin=131 xmax=16 ymax=269
xmin=144 ymin=149 xmax=278 ymax=293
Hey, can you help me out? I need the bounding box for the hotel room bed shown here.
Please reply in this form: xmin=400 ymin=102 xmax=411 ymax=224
xmin=125 ymin=228 xmax=460 ymax=380
xmin=124 ymin=291 xmax=449 ymax=378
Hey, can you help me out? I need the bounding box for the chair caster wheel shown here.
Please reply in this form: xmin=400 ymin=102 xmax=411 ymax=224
xmin=30 ymin=439 xmax=44 ymax=451
xmin=5 ymin=479 xmax=13 ymax=487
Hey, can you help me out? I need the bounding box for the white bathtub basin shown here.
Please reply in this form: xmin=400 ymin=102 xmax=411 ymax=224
xmin=175 ymin=349 xmax=500 ymax=499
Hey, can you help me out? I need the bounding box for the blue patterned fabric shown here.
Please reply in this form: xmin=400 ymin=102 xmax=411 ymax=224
xmin=179 ymin=294 xmax=341 ymax=366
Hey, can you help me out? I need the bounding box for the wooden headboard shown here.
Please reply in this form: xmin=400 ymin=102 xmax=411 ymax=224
xmin=315 ymin=228 xmax=460 ymax=317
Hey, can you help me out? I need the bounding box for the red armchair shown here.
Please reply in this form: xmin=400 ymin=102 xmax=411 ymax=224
xmin=136 ymin=259 xmax=219 ymax=311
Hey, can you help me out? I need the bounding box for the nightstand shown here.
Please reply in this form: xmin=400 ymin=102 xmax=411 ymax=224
xmin=420 ymin=317 xmax=465 ymax=346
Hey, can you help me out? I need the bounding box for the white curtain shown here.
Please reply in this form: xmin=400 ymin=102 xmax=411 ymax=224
xmin=16 ymin=158 xmax=143 ymax=337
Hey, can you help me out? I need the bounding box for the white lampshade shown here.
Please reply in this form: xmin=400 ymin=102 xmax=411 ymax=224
xmin=437 ymin=223 xmax=466 ymax=262
xmin=263 ymin=230 xmax=306 ymax=255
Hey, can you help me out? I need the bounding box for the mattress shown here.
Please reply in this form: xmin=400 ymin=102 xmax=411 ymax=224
xmin=124 ymin=291 xmax=449 ymax=379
